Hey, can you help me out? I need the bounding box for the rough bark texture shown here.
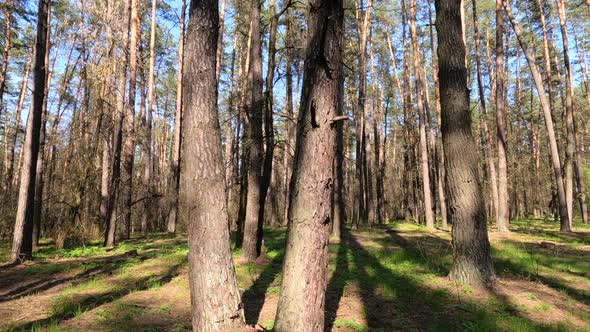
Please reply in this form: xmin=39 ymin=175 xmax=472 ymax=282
xmin=11 ymin=0 xmax=50 ymax=262
xmin=183 ymin=0 xmax=245 ymax=329
xmin=436 ymin=0 xmax=495 ymax=286
xmin=273 ymin=0 xmax=343 ymax=329
xmin=242 ymin=0 xmax=265 ymax=262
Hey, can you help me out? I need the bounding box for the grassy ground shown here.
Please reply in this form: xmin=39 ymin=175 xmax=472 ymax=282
xmin=0 ymin=219 xmax=588 ymax=331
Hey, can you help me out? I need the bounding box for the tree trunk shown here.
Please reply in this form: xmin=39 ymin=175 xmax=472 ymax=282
xmin=436 ymin=0 xmax=495 ymax=286
xmin=104 ymin=1 xmax=130 ymax=247
xmin=32 ymin=49 xmax=51 ymax=249
xmin=0 ymin=3 xmax=11 ymax=118
xmin=215 ymin=0 xmax=227 ymax=84
xmin=472 ymin=0 xmax=499 ymax=225
xmin=11 ymin=0 xmax=50 ymax=262
xmin=503 ymin=0 xmax=570 ymax=231
xmin=141 ymin=0 xmax=156 ymax=234
xmin=426 ymin=0 xmax=448 ymax=227
xmin=555 ymin=0 xmax=587 ymax=226
xmin=258 ymin=0 xmax=278 ymax=250
xmin=7 ymin=58 xmax=31 ymax=190
xmin=120 ymin=0 xmax=135 ymax=240
xmin=283 ymin=8 xmax=294 ymax=227
xmin=274 ymin=0 xmax=343 ymax=329
xmin=167 ymin=0 xmax=186 ymax=234
xmin=353 ymin=0 xmax=372 ymax=227
xmin=333 ymin=45 xmax=345 ymax=241
xmin=409 ymin=0 xmax=434 ymax=228
xmin=242 ymin=0 xmax=265 ymax=262
xmin=183 ymin=0 xmax=245 ymax=329
xmin=495 ymin=0 xmax=510 ymax=232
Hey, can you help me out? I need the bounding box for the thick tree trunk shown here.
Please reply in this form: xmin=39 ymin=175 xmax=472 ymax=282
xmin=503 ymin=0 xmax=570 ymax=231
xmin=167 ymin=0 xmax=186 ymax=234
xmin=436 ymin=0 xmax=495 ymax=286
xmin=11 ymin=0 xmax=50 ymax=262
xmin=183 ymin=0 xmax=245 ymax=329
xmin=242 ymin=0 xmax=265 ymax=262
xmin=274 ymin=0 xmax=343 ymax=329
xmin=495 ymin=0 xmax=510 ymax=232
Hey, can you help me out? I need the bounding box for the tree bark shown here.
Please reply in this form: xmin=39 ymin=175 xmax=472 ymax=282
xmin=352 ymin=0 xmax=372 ymax=227
xmin=183 ymin=0 xmax=245 ymax=329
xmin=333 ymin=42 xmax=345 ymax=241
xmin=6 ymin=58 xmax=31 ymax=190
xmin=472 ymin=0 xmax=499 ymax=225
xmin=409 ymin=0 xmax=435 ymax=228
xmin=242 ymin=0 xmax=265 ymax=262
xmin=259 ymin=0 xmax=277 ymax=249
xmin=436 ymin=0 xmax=495 ymax=286
xmin=283 ymin=8 xmax=294 ymax=227
xmin=495 ymin=0 xmax=510 ymax=232
xmin=141 ymin=0 xmax=156 ymax=234
xmin=119 ymin=0 xmax=135 ymax=240
xmin=104 ymin=0 xmax=130 ymax=247
xmin=11 ymin=0 xmax=50 ymax=262
xmin=0 ymin=3 xmax=11 ymax=118
xmin=274 ymin=0 xmax=343 ymax=329
xmin=555 ymin=0 xmax=587 ymax=226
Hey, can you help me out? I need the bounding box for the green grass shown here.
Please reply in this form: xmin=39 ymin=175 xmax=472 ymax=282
xmin=334 ymin=318 xmax=367 ymax=331
xmin=5 ymin=220 xmax=588 ymax=331
xmin=322 ymin=220 xmax=587 ymax=331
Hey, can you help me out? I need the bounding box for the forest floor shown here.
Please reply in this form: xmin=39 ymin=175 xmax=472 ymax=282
xmin=0 ymin=219 xmax=589 ymax=332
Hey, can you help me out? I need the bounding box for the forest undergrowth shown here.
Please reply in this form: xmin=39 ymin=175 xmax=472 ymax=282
xmin=0 ymin=219 xmax=588 ymax=332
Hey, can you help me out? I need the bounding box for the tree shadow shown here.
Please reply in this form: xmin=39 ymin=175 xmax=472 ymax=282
xmin=510 ymin=226 xmax=590 ymax=245
xmin=8 ymin=260 xmax=185 ymax=330
xmin=346 ymin=231 xmax=565 ymax=331
xmin=240 ymin=227 xmax=287 ymax=325
xmin=493 ymin=240 xmax=590 ymax=305
xmin=0 ymin=251 xmax=145 ymax=303
xmin=241 ymin=254 xmax=284 ymax=324
xmin=324 ymin=240 xmax=350 ymax=331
